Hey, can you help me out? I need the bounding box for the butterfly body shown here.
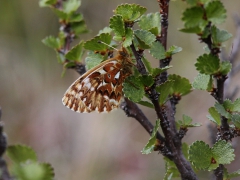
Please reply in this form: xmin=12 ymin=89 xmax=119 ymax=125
xmin=62 ymin=48 xmax=133 ymax=113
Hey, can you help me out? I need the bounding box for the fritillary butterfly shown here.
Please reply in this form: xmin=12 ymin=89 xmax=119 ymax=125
xmin=62 ymin=47 xmax=133 ymax=113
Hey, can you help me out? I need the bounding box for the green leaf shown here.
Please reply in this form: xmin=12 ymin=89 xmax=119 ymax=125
xmin=7 ymin=145 xmax=37 ymax=164
xmin=65 ymin=41 xmax=84 ymax=62
xmin=141 ymin=120 xmax=160 ymax=154
xmin=139 ymin=75 xmax=154 ymax=87
xmin=149 ymin=41 xmax=166 ymax=59
xmin=212 ymin=140 xmax=235 ymax=166
xmin=168 ymin=74 xmax=192 ymax=96
xmin=164 ymin=157 xmax=180 ymax=180
xmin=192 ymin=73 xmax=213 ymax=91
xmin=114 ymin=3 xmax=147 ymax=21
xmin=123 ymin=28 xmax=133 ymax=47
xmin=207 ymin=107 xmax=221 ymax=125
xmin=214 ymin=102 xmax=231 ymax=119
xmin=156 ymin=81 xmax=175 ymax=105
xmin=189 ymin=141 xmax=212 ymax=170
xmin=85 ymin=52 xmax=104 ymax=70
xmin=166 ymin=45 xmax=182 ymax=57
xmin=123 ymin=76 xmax=145 ymax=102
xmin=84 ymin=33 xmax=112 ymax=51
xmin=177 ymin=114 xmax=201 ymax=128
xmin=182 ymin=7 xmax=207 ymax=29
xmin=148 ymin=27 xmax=159 ymax=37
xmin=223 ymin=99 xmax=234 ymax=112
xmin=138 ymin=12 xmax=161 ymax=36
xmin=69 ymin=13 xmax=83 ymax=22
xmin=56 ymin=50 xmax=65 ymax=63
xmin=109 ymin=15 xmax=125 ymax=38
xmin=195 ymin=54 xmax=220 ymax=75
xmin=206 ymin=1 xmax=226 ymax=24
xmin=219 ymin=61 xmax=232 ymax=75
xmin=39 ymin=0 xmax=57 ymax=7
xmin=71 ymin=20 xmax=89 ymax=35
xmin=134 ymin=29 xmax=156 ymax=47
xmin=42 ymin=36 xmax=61 ymax=49
xmin=228 ymin=169 xmax=240 ymax=179
xmin=231 ymin=114 xmax=240 ymax=129
xmin=211 ymin=26 xmax=232 ymax=45
xmin=51 ymin=8 xmax=68 ymax=20
xmin=233 ymin=98 xmax=240 ymax=112
xmin=179 ymin=26 xmax=202 ymax=34
xmin=179 ymin=115 xmax=192 ymax=126
xmin=137 ymin=100 xmax=154 ymax=108
xmin=151 ymin=66 xmax=172 ymax=77
xmin=62 ymin=0 xmax=81 ymax=14
xmin=98 ymin=27 xmax=112 ymax=35
xmin=141 ymin=57 xmax=152 ymax=73
xmin=12 ymin=162 xmax=54 ymax=180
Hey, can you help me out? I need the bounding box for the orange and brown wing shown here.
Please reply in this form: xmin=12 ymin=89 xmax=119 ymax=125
xmin=62 ymin=60 xmax=126 ymax=113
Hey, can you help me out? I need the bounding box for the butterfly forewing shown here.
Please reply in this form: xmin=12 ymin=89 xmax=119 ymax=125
xmin=62 ymin=48 xmax=133 ymax=113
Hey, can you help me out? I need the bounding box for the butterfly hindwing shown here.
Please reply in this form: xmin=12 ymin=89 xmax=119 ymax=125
xmin=62 ymin=48 xmax=133 ymax=113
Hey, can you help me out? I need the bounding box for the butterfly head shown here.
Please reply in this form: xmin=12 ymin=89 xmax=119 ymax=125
xmin=118 ymin=47 xmax=130 ymax=59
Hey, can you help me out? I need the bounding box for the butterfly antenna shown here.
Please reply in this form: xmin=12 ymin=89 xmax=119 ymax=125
xmin=97 ymin=41 xmax=118 ymax=51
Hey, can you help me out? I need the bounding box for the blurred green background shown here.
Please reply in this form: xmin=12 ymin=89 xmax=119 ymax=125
xmin=1 ymin=0 xmax=240 ymax=179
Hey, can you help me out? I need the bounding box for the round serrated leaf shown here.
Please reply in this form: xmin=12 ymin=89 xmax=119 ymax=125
xmin=109 ymin=15 xmax=125 ymax=37
xmin=211 ymin=26 xmax=232 ymax=44
xmin=206 ymin=1 xmax=226 ymax=24
xmin=192 ymin=73 xmax=213 ymax=91
xmin=114 ymin=3 xmax=147 ymax=21
xmin=84 ymin=33 xmax=112 ymax=51
xmin=195 ymin=54 xmax=220 ymax=75
xmin=182 ymin=7 xmax=207 ymax=29
xmin=149 ymin=41 xmax=166 ymax=59
xmin=7 ymin=145 xmax=37 ymax=164
xmin=123 ymin=76 xmax=144 ymax=102
xmin=168 ymin=74 xmax=192 ymax=96
xmin=212 ymin=140 xmax=235 ymax=165
xmin=138 ymin=12 xmax=160 ymax=36
xmin=134 ymin=29 xmax=155 ymax=47
xmin=189 ymin=141 xmax=212 ymax=170
xmin=14 ymin=162 xmax=54 ymax=180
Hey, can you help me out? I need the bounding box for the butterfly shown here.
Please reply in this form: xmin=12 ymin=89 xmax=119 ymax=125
xmin=62 ymin=47 xmax=134 ymax=113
